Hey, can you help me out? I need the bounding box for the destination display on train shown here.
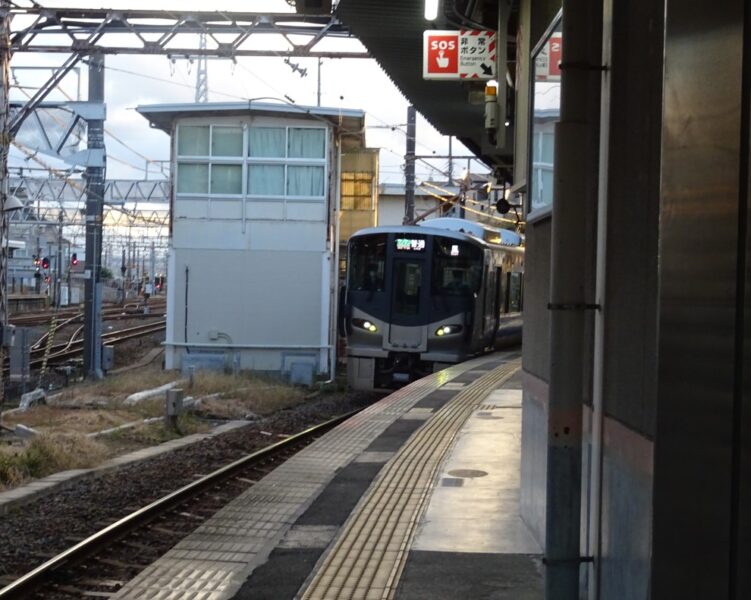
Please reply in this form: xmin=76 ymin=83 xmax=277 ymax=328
xmin=395 ymin=237 xmax=426 ymax=252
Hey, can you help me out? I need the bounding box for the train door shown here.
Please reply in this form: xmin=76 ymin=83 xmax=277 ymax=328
xmin=388 ymin=258 xmax=425 ymax=348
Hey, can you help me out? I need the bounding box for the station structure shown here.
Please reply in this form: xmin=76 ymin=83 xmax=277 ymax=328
xmin=0 ymin=1 xmax=746 ymax=600
xmin=332 ymin=1 xmax=749 ymax=599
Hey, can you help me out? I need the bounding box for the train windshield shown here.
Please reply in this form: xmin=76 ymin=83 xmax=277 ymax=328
xmin=432 ymin=237 xmax=483 ymax=296
xmin=349 ymin=234 xmax=387 ymax=291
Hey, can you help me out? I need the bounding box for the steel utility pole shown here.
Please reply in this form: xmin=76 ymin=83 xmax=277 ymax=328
xmin=195 ymin=33 xmax=208 ymax=103
xmin=403 ymin=105 xmax=416 ymax=224
xmin=0 ymin=1 xmax=11 ymax=409
xmin=317 ymin=58 xmax=322 ymax=106
xmin=56 ymin=210 xmax=63 ymax=306
xmin=83 ymin=53 xmax=105 ymax=378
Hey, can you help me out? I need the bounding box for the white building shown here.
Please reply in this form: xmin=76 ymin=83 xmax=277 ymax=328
xmin=137 ymin=102 xmax=367 ymax=382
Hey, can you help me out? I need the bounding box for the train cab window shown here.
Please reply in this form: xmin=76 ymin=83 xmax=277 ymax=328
xmin=432 ymin=238 xmax=483 ymax=296
xmin=349 ymin=234 xmax=386 ymax=292
xmin=393 ymin=261 xmax=422 ymax=316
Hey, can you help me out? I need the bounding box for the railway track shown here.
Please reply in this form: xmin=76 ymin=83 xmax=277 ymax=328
xmin=0 ymin=409 xmax=358 ymax=599
xmin=10 ymin=302 xmax=166 ymax=328
xmin=30 ymin=321 xmax=167 ymax=367
xmin=1 ymin=321 xmax=166 ymax=375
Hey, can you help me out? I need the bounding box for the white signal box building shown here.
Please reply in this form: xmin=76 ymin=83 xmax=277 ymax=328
xmin=137 ymin=102 xmax=367 ymax=382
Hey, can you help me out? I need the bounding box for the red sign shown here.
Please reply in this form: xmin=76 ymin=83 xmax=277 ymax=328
xmin=423 ymin=30 xmax=496 ymax=80
xmin=424 ymin=32 xmax=459 ymax=77
xmin=535 ymin=32 xmax=563 ymax=81
xmin=548 ymin=33 xmax=562 ymax=78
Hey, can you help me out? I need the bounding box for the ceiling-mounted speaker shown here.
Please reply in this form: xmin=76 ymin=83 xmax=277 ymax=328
xmin=294 ymin=0 xmax=333 ymax=15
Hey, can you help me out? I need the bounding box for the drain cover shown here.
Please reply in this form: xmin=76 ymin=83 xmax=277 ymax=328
xmin=441 ymin=478 xmax=464 ymax=487
xmin=448 ymin=469 xmax=488 ymax=479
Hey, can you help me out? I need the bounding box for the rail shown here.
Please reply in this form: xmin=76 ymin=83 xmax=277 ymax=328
xmin=0 ymin=408 xmax=359 ymax=599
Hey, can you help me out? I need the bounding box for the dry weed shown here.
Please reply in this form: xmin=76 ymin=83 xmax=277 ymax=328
xmin=189 ymin=371 xmax=307 ymax=418
xmin=2 ymin=406 xmax=137 ymax=434
xmin=0 ymin=432 xmax=108 ymax=490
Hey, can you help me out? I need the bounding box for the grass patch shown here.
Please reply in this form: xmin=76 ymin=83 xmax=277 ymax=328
xmin=102 ymin=413 xmax=209 ymax=446
xmin=1 ymin=406 xmax=140 ymax=434
xmin=188 ymin=371 xmax=308 ymax=419
xmin=0 ymin=433 xmax=108 ymax=490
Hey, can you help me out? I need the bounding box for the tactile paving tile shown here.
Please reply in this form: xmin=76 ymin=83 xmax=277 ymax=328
xmin=299 ymin=358 xmax=521 ymax=600
xmin=113 ymin=356 xmax=494 ymax=600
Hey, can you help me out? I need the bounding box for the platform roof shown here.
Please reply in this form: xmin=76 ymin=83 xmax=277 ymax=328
xmin=335 ymin=0 xmax=511 ymax=170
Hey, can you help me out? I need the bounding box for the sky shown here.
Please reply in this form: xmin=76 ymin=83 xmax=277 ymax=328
xmin=8 ymin=0 xmax=485 ymax=186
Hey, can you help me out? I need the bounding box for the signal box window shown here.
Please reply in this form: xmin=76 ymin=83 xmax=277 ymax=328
xmin=288 ymin=128 xmax=326 ymax=158
xmin=349 ymin=234 xmax=386 ymax=292
xmin=177 ymin=125 xmax=209 ymax=156
xmin=249 ymin=127 xmax=286 ymax=158
xmin=177 ymin=163 xmax=209 ymax=194
xmin=211 ymin=127 xmax=243 ymax=157
xmin=248 ymin=164 xmax=285 ymax=196
xmin=432 ymin=238 xmax=483 ymax=296
xmin=287 ymin=165 xmax=324 ymax=197
xmin=211 ymin=164 xmax=242 ymax=195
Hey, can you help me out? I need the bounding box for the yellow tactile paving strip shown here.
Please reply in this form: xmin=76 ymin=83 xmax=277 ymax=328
xmin=299 ymin=359 xmax=521 ymax=600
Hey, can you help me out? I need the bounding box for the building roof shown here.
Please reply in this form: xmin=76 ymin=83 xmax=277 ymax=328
xmin=379 ymin=182 xmax=460 ymax=198
xmin=136 ymin=101 xmax=368 ymax=150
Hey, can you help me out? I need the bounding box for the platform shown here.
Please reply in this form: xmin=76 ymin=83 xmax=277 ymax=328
xmin=113 ymin=351 xmax=542 ymax=599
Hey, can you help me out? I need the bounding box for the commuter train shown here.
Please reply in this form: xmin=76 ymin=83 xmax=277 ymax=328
xmin=342 ymin=218 xmax=524 ymax=391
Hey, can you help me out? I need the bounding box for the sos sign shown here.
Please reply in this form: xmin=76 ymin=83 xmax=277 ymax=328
xmin=423 ymin=30 xmax=496 ymax=80
xmin=424 ymin=33 xmax=459 ymax=77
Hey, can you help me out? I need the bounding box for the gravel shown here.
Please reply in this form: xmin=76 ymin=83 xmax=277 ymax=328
xmin=0 ymin=389 xmax=380 ymax=582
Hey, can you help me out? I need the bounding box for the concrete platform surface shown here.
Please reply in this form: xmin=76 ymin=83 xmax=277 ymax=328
xmin=110 ymin=352 xmax=542 ymax=600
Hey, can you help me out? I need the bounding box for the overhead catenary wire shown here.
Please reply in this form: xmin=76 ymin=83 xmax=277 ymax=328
xmin=15 ymin=52 xmax=485 ymax=197
xmin=99 ymin=60 xmax=461 ymax=165
xmin=417 ymin=181 xmax=521 ymax=226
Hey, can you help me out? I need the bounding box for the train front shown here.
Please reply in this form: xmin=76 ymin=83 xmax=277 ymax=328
xmin=344 ymin=227 xmax=483 ymax=391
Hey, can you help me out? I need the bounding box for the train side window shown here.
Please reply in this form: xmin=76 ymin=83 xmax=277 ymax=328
xmin=432 ymin=238 xmax=483 ymax=296
xmin=509 ymin=272 xmax=524 ymax=311
xmin=349 ymin=235 xmax=386 ymax=292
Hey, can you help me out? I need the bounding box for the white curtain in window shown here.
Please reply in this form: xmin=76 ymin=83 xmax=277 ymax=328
xmin=288 ymin=128 xmax=325 ymax=158
xmin=177 ymin=163 xmax=209 ymax=193
xmin=211 ymin=165 xmax=243 ymax=194
xmin=212 ymin=127 xmax=243 ymax=156
xmin=248 ymin=164 xmax=285 ymax=195
xmin=249 ymin=127 xmax=286 ymax=157
xmin=288 ymin=165 xmax=324 ymax=197
xmin=178 ymin=126 xmax=209 ymax=156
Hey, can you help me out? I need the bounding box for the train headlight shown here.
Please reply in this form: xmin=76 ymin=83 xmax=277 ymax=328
xmin=435 ymin=324 xmax=463 ymax=336
xmin=353 ymin=318 xmax=378 ymax=333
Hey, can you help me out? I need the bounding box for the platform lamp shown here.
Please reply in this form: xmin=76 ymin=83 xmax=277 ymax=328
xmin=424 ymin=0 xmax=441 ymax=21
